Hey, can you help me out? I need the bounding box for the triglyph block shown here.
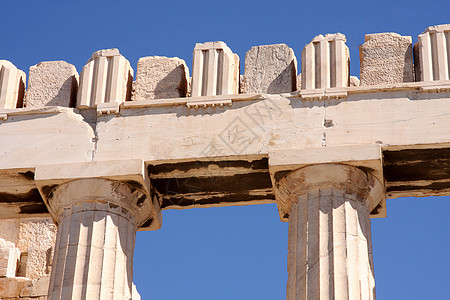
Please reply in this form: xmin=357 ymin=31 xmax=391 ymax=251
xmin=77 ymin=48 xmax=133 ymax=108
xmin=191 ymin=41 xmax=239 ymax=97
xmin=360 ymin=33 xmax=413 ymax=85
xmin=301 ymin=33 xmax=350 ymax=89
xmin=243 ymin=44 xmax=297 ymax=93
xmin=25 ymin=61 xmax=79 ymax=107
xmin=0 ymin=239 xmax=20 ymax=278
xmin=134 ymin=56 xmax=189 ymax=100
xmin=414 ymin=24 xmax=450 ymax=81
xmin=0 ymin=60 xmax=26 ymax=109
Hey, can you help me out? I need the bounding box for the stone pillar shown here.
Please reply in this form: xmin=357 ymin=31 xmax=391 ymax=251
xmin=77 ymin=48 xmax=133 ymax=108
xmin=275 ymin=164 xmax=383 ymax=300
xmin=44 ymin=178 xmax=151 ymax=300
xmin=0 ymin=60 xmax=26 ymax=109
xmin=414 ymin=24 xmax=450 ymax=82
xmin=191 ymin=41 xmax=239 ymax=97
xmin=301 ymin=34 xmax=350 ymax=90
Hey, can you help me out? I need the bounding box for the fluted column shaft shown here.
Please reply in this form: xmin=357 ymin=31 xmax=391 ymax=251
xmin=287 ymin=187 xmax=375 ymax=300
xmin=44 ymin=179 xmax=150 ymax=300
xmin=275 ymin=164 xmax=383 ymax=300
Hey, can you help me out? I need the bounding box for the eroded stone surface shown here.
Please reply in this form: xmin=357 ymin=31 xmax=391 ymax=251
xmin=360 ymin=33 xmax=413 ymax=85
xmin=243 ymin=44 xmax=297 ymax=94
xmin=134 ymin=56 xmax=189 ymax=100
xmin=0 ymin=60 xmax=26 ymax=109
xmin=25 ymin=61 xmax=78 ymax=107
xmin=20 ymin=275 xmax=49 ymax=297
xmin=0 ymin=277 xmax=31 ymax=298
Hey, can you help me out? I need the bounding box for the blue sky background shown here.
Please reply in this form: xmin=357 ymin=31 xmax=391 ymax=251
xmin=1 ymin=1 xmax=450 ymax=299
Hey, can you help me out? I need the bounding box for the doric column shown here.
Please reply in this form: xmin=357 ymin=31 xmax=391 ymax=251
xmin=275 ymin=164 xmax=383 ymax=300
xmin=43 ymin=178 xmax=152 ymax=300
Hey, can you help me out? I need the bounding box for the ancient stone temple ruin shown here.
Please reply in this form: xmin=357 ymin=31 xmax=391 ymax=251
xmin=1 ymin=23 xmax=450 ymax=299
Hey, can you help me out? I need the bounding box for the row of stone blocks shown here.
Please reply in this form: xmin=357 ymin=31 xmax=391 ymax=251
xmin=1 ymin=24 xmax=449 ymax=110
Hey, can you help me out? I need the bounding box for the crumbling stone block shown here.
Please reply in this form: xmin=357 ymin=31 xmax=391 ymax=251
xmin=191 ymin=41 xmax=239 ymax=97
xmin=17 ymin=218 xmax=56 ymax=280
xmin=77 ymin=48 xmax=133 ymax=108
xmin=359 ymin=33 xmax=413 ymax=85
xmin=244 ymin=44 xmax=297 ymax=94
xmin=134 ymin=56 xmax=189 ymax=100
xmin=19 ymin=275 xmax=49 ymax=297
xmin=0 ymin=239 xmax=20 ymax=278
xmin=0 ymin=277 xmax=31 ymax=298
xmin=25 ymin=61 xmax=79 ymax=107
xmin=0 ymin=60 xmax=26 ymax=109
xmin=302 ymin=33 xmax=350 ymax=89
xmin=414 ymin=24 xmax=450 ymax=81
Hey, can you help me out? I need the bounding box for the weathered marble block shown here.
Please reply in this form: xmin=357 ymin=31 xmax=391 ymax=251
xmin=134 ymin=56 xmax=189 ymax=100
xmin=77 ymin=48 xmax=133 ymax=108
xmin=302 ymin=33 xmax=350 ymax=89
xmin=0 ymin=239 xmax=19 ymax=278
xmin=25 ymin=61 xmax=79 ymax=107
xmin=191 ymin=41 xmax=239 ymax=97
xmin=0 ymin=60 xmax=26 ymax=109
xmin=414 ymin=24 xmax=450 ymax=81
xmin=360 ymin=33 xmax=413 ymax=85
xmin=243 ymin=44 xmax=297 ymax=94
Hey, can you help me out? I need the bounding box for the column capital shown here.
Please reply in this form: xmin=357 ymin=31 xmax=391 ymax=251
xmin=274 ymin=164 xmax=384 ymax=222
xmin=44 ymin=178 xmax=153 ymax=226
xmin=35 ymin=159 xmax=161 ymax=230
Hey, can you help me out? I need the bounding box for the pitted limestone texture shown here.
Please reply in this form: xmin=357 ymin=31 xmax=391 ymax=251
xmin=134 ymin=56 xmax=189 ymax=100
xmin=243 ymin=44 xmax=297 ymax=94
xmin=191 ymin=41 xmax=239 ymax=97
xmin=25 ymin=61 xmax=79 ymax=108
xmin=301 ymin=33 xmax=350 ymax=89
xmin=77 ymin=48 xmax=133 ymax=108
xmin=360 ymin=33 xmax=413 ymax=85
xmin=0 ymin=60 xmax=26 ymax=109
xmin=414 ymin=24 xmax=450 ymax=82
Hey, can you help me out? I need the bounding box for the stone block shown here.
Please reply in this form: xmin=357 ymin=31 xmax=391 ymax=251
xmin=414 ymin=24 xmax=450 ymax=81
xmin=23 ymin=248 xmax=51 ymax=280
xmin=77 ymin=48 xmax=133 ymax=108
xmin=350 ymin=76 xmax=360 ymax=87
xmin=134 ymin=56 xmax=189 ymax=100
xmin=0 ymin=239 xmax=20 ymax=277
xmin=243 ymin=44 xmax=297 ymax=94
xmin=0 ymin=60 xmax=26 ymax=109
xmin=0 ymin=219 xmax=20 ymax=245
xmin=25 ymin=61 xmax=79 ymax=108
xmin=359 ymin=33 xmax=413 ymax=85
xmin=297 ymin=73 xmax=302 ymax=90
xmin=301 ymin=33 xmax=350 ymax=89
xmin=20 ymin=275 xmax=49 ymax=297
xmin=191 ymin=41 xmax=239 ymax=97
xmin=132 ymin=283 xmax=141 ymax=300
xmin=0 ymin=277 xmax=31 ymax=298
xmin=18 ymin=218 xmax=57 ymax=253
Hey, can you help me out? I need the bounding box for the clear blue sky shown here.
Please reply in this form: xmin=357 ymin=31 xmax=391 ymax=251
xmin=2 ymin=1 xmax=450 ymax=299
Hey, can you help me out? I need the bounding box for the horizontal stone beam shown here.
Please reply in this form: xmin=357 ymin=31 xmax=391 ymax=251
xmin=1 ymin=82 xmax=450 ymax=220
